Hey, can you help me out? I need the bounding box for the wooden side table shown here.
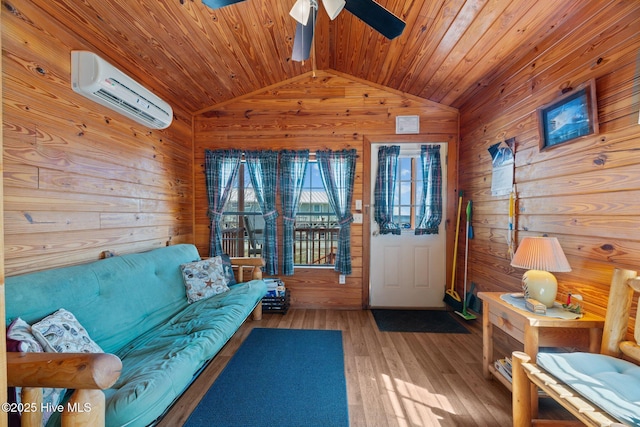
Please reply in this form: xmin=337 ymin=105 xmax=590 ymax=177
xmin=477 ymin=292 xmax=605 ymax=416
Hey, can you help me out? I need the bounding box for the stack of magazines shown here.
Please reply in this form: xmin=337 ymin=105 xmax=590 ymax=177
xmin=262 ymin=279 xmax=290 ymax=314
xmin=264 ymin=278 xmax=285 ymax=297
xmin=494 ymin=356 xmax=512 ymax=382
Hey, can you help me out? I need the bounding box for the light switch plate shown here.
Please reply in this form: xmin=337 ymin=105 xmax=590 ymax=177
xmin=353 ymin=213 xmax=363 ymax=223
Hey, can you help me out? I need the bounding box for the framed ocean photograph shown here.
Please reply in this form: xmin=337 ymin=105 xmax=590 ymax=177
xmin=537 ymin=79 xmax=598 ymax=151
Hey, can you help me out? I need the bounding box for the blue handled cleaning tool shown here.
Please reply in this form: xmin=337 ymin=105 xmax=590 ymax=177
xmin=455 ymin=200 xmax=477 ymax=321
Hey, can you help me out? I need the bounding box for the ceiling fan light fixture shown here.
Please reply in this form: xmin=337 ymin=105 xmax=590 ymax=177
xmin=289 ymin=0 xmax=312 ymax=25
xmin=322 ymin=0 xmax=345 ymax=20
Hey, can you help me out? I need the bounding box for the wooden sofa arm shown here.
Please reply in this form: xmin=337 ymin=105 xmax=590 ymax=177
xmin=8 ymin=352 xmax=122 ymax=389
xmin=230 ymin=257 xmax=265 ymax=282
xmin=230 ymin=257 xmax=265 ymax=320
xmin=511 ymin=351 xmax=533 ymax=427
xmin=512 ymin=351 xmax=623 ymax=427
xmin=8 ymin=352 xmax=122 ymax=427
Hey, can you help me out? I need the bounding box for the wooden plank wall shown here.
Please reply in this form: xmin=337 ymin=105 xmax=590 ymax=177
xmin=194 ymin=71 xmax=459 ymax=308
xmin=2 ymin=2 xmax=194 ymax=277
xmin=458 ymin=1 xmax=640 ymax=332
xmin=0 ymin=4 xmax=7 ymax=422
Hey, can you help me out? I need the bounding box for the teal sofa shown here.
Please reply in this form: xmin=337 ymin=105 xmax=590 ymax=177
xmin=5 ymin=244 xmax=267 ymax=427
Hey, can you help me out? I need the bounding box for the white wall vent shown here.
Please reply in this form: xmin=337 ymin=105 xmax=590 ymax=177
xmin=71 ymin=51 xmax=173 ymax=129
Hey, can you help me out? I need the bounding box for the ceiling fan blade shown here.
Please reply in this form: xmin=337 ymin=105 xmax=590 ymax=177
xmin=202 ymin=0 xmax=245 ymax=10
xmin=344 ymin=0 xmax=405 ymax=40
xmin=322 ymin=0 xmax=346 ymax=20
xmin=292 ymin=8 xmax=318 ymax=61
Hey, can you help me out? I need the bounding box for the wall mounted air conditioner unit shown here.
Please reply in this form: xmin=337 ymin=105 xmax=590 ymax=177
xmin=71 ymin=50 xmax=173 ymax=129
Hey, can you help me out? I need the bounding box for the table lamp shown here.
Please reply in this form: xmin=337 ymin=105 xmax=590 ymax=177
xmin=510 ymin=236 xmax=571 ymax=308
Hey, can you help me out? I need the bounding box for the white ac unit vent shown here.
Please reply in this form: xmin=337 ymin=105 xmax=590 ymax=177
xmin=71 ymin=51 xmax=173 ymax=129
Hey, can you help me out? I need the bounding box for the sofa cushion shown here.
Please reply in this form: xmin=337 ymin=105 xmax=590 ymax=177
xmin=180 ymin=257 xmax=230 ymax=303
xmin=103 ymin=279 xmax=267 ymax=427
xmin=5 ymin=244 xmax=201 ymax=354
xmin=4 ymin=244 xmax=268 ymax=427
xmin=537 ymin=352 xmax=640 ymax=426
xmin=32 ymin=309 xmax=103 ymax=353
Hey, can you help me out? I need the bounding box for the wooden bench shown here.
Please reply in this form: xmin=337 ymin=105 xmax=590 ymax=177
xmin=512 ymin=268 xmax=640 ymax=426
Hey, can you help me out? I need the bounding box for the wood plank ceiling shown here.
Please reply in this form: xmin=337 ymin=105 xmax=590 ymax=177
xmin=26 ymin=0 xmax=605 ymax=114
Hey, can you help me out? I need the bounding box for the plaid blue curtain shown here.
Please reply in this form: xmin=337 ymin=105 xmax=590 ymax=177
xmin=204 ymin=149 xmax=242 ymax=257
xmin=415 ymin=145 xmax=443 ymax=235
xmin=245 ymin=150 xmax=279 ymax=275
xmin=279 ymin=150 xmax=309 ymax=276
xmin=317 ymin=149 xmax=357 ymax=275
xmin=374 ymin=145 xmax=401 ymax=235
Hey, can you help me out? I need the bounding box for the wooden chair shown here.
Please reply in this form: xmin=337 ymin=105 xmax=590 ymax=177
xmin=512 ymin=268 xmax=640 ymax=426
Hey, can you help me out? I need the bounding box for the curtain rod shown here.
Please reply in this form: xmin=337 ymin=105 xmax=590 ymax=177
xmin=238 ymin=151 xmax=358 ymax=158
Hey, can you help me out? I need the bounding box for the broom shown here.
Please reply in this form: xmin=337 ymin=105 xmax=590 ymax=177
xmin=443 ymin=191 xmax=463 ymax=310
xmin=455 ymin=200 xmax=477 ymax=321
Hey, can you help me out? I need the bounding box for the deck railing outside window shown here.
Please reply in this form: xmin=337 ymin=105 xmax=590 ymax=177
xmin=220 ymin=214 xmax=337 ymax=266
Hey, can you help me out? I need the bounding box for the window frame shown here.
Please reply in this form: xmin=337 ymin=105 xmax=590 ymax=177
xmin=294 ymin=160 xmax=337 ymax=267
xmin=221 ymin=160 xmax=337 ymax=267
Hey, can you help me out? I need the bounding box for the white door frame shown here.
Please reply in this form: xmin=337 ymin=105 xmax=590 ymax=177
xmin=362 ymin=134 xmax=457 ymax=309
xmin=368 ymin=142 xmax=447 ymax=308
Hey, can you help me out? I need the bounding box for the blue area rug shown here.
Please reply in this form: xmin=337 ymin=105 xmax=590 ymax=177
xmin=184 ymin=328 xmax=349 ymax=427
xmin=372 ymin=309 xmax=470 ymax=333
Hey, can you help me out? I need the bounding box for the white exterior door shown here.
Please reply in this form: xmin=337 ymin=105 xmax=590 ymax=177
xmin=369 ymin=143 xmax=447 ymax=308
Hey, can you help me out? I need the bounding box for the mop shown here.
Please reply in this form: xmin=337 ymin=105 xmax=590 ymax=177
xmin=455 ymin=200 xmax=477 ymax=320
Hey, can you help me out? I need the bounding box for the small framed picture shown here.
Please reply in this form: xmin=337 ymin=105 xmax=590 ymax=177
xmin=537 ymin=79 xmax=598 ymax=151
xmin=395 ymin=115 xmax=420 ymax=134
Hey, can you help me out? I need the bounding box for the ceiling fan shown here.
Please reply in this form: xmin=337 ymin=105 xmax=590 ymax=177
xmin=289 ymin=0 xmax=406 ymax=61
xmin=202 ymin=0 xmax=406 ymax=62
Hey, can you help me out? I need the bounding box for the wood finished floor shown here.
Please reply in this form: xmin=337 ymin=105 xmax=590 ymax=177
xmin=157 ymin=309 xmax=574 ymax=426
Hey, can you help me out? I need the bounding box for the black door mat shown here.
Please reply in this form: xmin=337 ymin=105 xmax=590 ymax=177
xmin=371 ymin=309 xmax=471 ymax=333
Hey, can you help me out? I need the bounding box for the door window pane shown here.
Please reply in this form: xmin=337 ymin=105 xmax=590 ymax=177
xmin=393 ymin=156 xmax=423 ymax=230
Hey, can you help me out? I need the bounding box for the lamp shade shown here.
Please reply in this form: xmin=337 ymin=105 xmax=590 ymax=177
xmin=510 ymin=237 xmax=571 ymax=272
xmin=511 ymin=236 xmax=571 ymax=308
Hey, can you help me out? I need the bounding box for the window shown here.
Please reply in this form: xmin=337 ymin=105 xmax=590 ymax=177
xmin=394 ymin=156 xmax=424 ymax=230
xmin=221 ymin=163 xmax=263 ymax=257
xmin=295 ymin=161 xmax=337 ymax=266
xmin=221 ymin=161 xmax=336 ymax=266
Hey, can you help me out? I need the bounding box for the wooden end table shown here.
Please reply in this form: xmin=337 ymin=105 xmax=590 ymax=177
xmin=477 ymin=291 xmax=605 ymax=416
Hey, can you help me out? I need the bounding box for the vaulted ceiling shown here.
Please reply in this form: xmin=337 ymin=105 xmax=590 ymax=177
xmin=31 ymin=0 xmax=603 ymax=114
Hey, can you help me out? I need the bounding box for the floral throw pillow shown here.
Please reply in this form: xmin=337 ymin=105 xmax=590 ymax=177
xmin=7 ymin=317 xmax=44 ymax=353
xmin=180 ymin=257 xmax=230 ymax=303
xmin=31 ymin=309 xmax=103 ymax=354
xmin=7 ymin=317 xmax=62 ymax=425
